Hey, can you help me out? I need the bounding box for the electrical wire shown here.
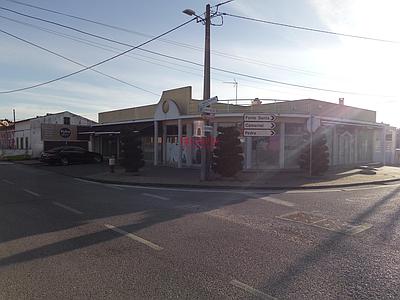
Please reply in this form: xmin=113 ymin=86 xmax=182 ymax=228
xmin=0 ymin=28 xmax=160 ymax=96
xmin=1 ymin=1 xmax=328 ymax=76
xmin=0 ymin=17 xmax=196 ymax=93
xmin=223 ymin=13 xmax=400 ymax=44
xmin=0 ymin=8 xmax=395 ymax=97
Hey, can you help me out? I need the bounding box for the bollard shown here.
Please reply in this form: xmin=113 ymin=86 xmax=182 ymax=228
xmin=109 ymin=156 xmax=115 ymax=173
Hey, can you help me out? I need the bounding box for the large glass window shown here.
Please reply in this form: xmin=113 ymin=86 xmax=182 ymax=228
xmin=251 ymin=123 xmax=280 ymax=169
xmin=284 ymin=123 xmax=306 ymax=168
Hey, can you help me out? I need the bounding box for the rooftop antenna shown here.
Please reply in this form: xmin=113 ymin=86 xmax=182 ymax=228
xmin=223 ymin=78 xmax=238 ymax=105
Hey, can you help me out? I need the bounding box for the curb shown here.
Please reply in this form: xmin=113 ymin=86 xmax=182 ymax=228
xmin=76 ymin=176 xmax=400 ymax=191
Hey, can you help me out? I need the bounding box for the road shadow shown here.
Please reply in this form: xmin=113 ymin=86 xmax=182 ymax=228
xmin=0 ymin=163 xmax=285 ymax=268
xmin=258 ymin=185 xmax=400 ymax=298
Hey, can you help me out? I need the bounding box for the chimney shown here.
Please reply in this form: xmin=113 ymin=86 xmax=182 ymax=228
xmin=339 ymin=98 xmax=344 ymax=105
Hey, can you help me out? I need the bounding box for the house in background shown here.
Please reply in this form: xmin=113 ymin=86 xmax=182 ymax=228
xmin=88 ymin=86 xmax=397 ymax=169
xmin=0 ymin=111 xmax=96 ymax=158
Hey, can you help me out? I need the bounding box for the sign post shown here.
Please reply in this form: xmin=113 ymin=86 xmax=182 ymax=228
xmin=198 ymin=96 xmax=218 ymax=181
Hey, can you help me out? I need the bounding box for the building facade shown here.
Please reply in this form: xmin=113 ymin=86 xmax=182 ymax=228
xmin=0 ymin=111 xmax=96 ymax=158
xmin=89 ymin=86 xmax=396 ymax=169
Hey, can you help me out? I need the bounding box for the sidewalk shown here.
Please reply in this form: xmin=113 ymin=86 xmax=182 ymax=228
xmin=13 ymin=160 xmax=400 ymax=189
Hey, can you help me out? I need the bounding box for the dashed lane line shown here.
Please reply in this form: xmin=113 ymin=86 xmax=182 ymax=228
xmin=23 ymin=189 xmax=40 ymax=197
xmin=230 ymin=279 xmax=277 ymax=300
xmin=74 ymin=178 xmax=124 ymax=190
xmin=1 ymin=179 xmax=14 ymax=184
xmin=142 ymin=192 xmax=170 ymax=201
xmin=52 ymin=201 xmax=83 ymax=215
xmin=104 ymin=224 xmax=163 ymax=251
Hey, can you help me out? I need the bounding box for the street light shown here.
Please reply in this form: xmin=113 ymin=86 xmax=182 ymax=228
xmin=183 ymin=4 xmax=212 ymax=181
xmin=182 ymin=9 xmax=196 ymax=17
xmin=183 ymin=2 xmax=229 ymax=180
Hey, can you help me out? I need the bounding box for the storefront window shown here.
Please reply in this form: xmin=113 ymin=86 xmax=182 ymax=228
xmin=251 ymin=123 xmax=280 ymax=169
xmin=284 ymin=123 xmax=306 ymax=168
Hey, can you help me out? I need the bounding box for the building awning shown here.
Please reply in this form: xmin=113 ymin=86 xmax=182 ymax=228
xmin=321 ymin=120 xmax=383 ymax=128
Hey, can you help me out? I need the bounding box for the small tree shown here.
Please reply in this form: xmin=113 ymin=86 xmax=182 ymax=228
xmin=212 ymin=127 xmax=243 ymax=177
xmin=120 ymin=128 xmax=145 ymax=172
xmin=298 ymin=132 xmax=329 ymax=176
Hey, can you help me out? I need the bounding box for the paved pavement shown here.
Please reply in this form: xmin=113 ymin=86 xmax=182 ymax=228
xmin=20 ymin=159 xmax=400 ymax=189
xmin=1 ymin=161 xmax=400 ymax=299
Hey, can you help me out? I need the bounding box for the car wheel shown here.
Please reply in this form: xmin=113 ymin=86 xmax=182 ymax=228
xmin=60 ymin=157 xmax=69 ymax=166
xmin=93 ymin=155 xmax=102 ymax=163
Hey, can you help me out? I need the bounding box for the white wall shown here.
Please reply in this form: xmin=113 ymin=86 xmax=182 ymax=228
xmin=8 ymin=112 xmax=96 ymax=158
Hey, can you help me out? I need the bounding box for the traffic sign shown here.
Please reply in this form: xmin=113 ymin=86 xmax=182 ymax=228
xmin=306 ymin=116 xmax=320 ymax=133
xmin=198 ymin=96 xmax=218 ymax=109
xmin=243 ymin=114 xmax=276 ymax=122
xmin=204 ymin=125 xmax=214 ymax=132
xmin=202 ymin=113 xmax=215 ymax=120
xmin=200 ymin=107 xmax=217 ymax=114
xmin=243 ymin=129 xmax=275 ymax=137
xmin=243 ymin=121 xmax=275 ymax=130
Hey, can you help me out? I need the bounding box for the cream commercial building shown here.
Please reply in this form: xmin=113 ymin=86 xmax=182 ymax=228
xmin=87 ymin=86 xmax=397 ymax=170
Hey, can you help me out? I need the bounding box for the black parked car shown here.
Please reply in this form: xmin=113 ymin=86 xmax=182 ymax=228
xmin=40 ymin=146 xmax=103 ymax=166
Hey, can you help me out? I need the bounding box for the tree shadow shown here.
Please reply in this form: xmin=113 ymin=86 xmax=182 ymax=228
xmin=259 ymin=185 xmax=400 ymax=297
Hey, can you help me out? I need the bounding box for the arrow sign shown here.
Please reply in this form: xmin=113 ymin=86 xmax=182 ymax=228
xmin=198 ymin=96 xmax=218 ymax=109
xmin=243 ymin=129 xmax=276 ymax=137
xmin=244 ymin=121 xmax=275 ymax=129
xmin=243 ymin=114 xmax=276 ymax=122
xmin=200 ymin=107 xmax=217 ymax=114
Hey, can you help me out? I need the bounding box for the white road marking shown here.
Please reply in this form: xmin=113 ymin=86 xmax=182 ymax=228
xmin=230 ymin=279 xmax=277 ymax=300
xmin=74 ymin=178 xmax=124 ymax=190
xmin=23 ymin=189 xmax=40 ymax=197
xmin=108 ymin=185 xmax=124 ymax=190
xmin=104 ymin=224 xmax=163 ymax=251
xmin=0 ymin=162 xmax=13 ymax=165
xmin=142 ymin=192 xmax=170 ymax=201
xmin=260 ymin=196 xmax=295 ymax=207
xmin=242 ymin=192 xmax=295 ymax=207
xmin=74 ymin=178 xmax=100 ymax=184
xmin=52 ymin=201 xmax=83 ymax=215
xmin=1 ymin=179 xmax=14 ymax=184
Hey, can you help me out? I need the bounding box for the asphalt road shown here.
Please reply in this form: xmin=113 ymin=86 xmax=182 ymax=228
xmin=1 ymin=162 xmax=400 ymax=299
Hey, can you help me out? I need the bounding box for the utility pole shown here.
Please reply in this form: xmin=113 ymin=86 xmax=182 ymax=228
xmin=201 ymin=3 xmax=211 ymax=181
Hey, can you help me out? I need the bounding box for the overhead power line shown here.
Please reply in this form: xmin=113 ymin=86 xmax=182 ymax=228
xmin=0 ymin=28 xmax=160 ymax=96
xmin=0 ymin=17 xmax=196 ymax=93
xmin=0 ymin=7 xmax=395 ymax=97
xmin=223 ymin=13 xmax=400 ymax=44
xmin=2 ymin=0 xmax=328 ymax=77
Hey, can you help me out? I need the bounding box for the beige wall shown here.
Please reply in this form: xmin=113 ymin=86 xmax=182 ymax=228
xmin=98 ymin=86 xmax=376 ymax=124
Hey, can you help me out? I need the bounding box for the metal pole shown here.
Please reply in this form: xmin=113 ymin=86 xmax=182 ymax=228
xmin=309 ymin=115 xmax=313 ymax=176
xmin=200 ymin=3 xmax=211 ymax=181
xmin=235 ymin=81 xmax=238 ymax=105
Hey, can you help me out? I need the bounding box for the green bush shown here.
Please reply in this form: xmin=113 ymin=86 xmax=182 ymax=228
xmin=212 ymin=127 xmax=243 ymax=177
xmin=298 ymin=133 xmax=329 ymax=176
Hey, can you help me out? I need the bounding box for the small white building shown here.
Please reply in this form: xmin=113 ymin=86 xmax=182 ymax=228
xmin=0 ymin=111 xmax=96 ymax=158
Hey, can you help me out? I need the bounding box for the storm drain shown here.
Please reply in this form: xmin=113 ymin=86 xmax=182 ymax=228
xmin=277 ymin=211 xmax=372 ymax=235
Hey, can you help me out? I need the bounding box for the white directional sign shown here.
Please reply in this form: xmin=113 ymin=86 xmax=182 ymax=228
xmin=243 ymin=114 xmax=276 ymax=122
xmin=244 ymin=129 xmax=276 ymax=137
xmin=200 ymin=107 xmax=217 ymax=114
xmin=244 ymin=121 xmax=275 ymax=129
xmin=198 ymin=96 xmax=218 ymax=109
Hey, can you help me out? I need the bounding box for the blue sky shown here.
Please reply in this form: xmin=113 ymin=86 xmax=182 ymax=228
xmin=1 ymin=0 xmax=400 ymax=126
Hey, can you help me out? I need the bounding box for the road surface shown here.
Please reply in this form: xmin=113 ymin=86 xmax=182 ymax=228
xmin=1 ymin=162 xmax=400 ymax=299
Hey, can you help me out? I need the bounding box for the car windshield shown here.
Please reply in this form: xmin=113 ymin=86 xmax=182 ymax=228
xmin=1 ymin=1 xmax=400 ymax=299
